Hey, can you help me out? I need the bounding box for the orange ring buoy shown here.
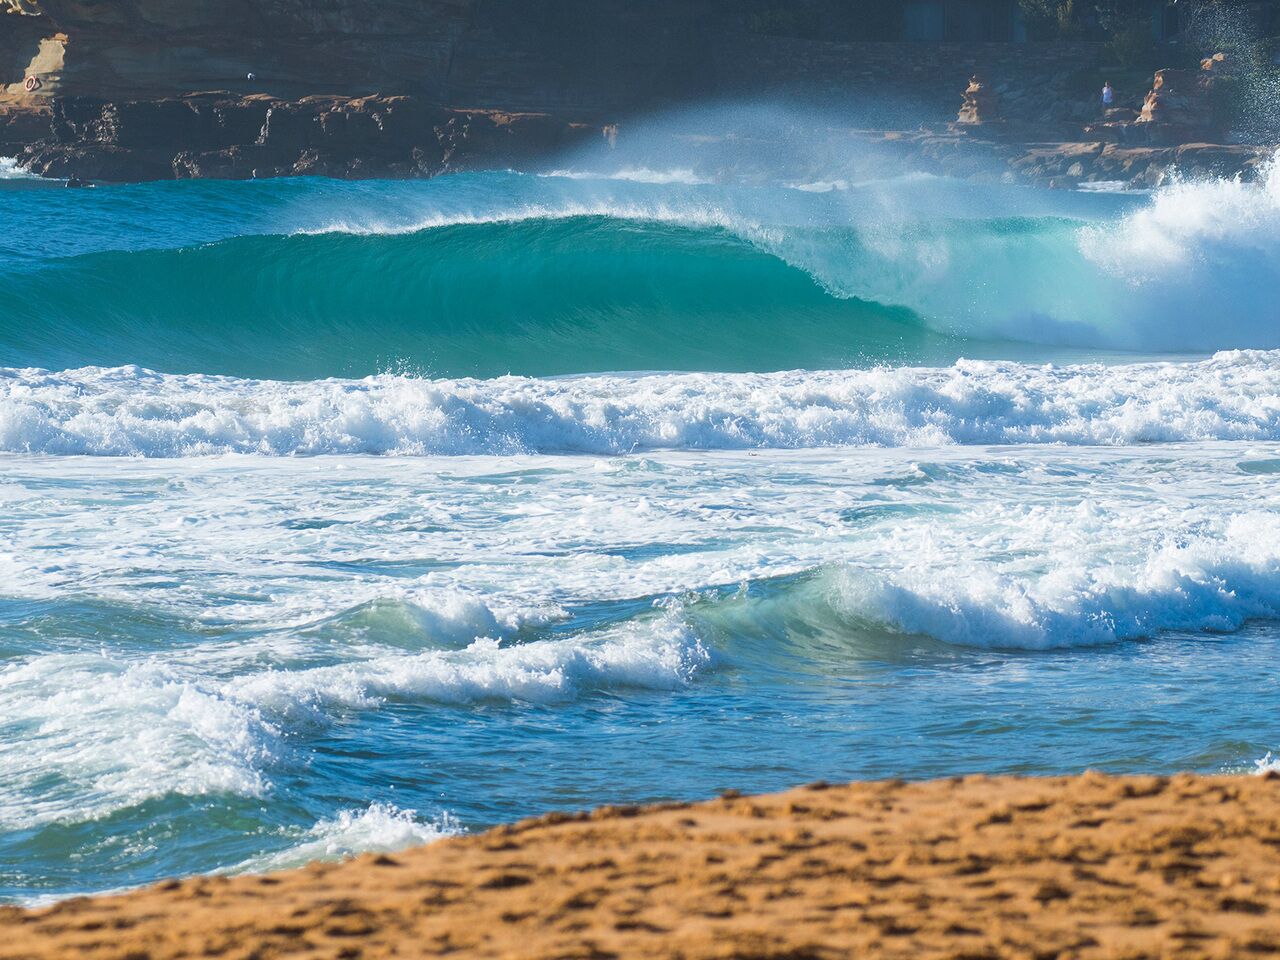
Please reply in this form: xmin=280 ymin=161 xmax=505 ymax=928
xmin=24 ymin=75 xmax=41 ymax=92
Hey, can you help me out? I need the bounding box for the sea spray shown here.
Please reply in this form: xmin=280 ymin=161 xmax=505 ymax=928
xmin=0 ymin=158 xmax=38 ymax=180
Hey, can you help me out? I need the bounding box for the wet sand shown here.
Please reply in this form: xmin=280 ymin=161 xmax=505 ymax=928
xmin=4 ymin=772 xmax=1280 ymax=959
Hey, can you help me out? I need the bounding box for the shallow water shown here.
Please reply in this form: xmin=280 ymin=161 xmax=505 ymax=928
xmin=2 ymin=158 xmax=1279 ymax=902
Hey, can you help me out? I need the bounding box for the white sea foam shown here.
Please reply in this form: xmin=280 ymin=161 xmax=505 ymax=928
xmin=1082 ymin=155 xmax=1280 ymax=277
xmin=976 ymin=154 xmax=1280 ymax=351
xmin=3 ymin=352 xmax=1279 ymax=456
xmin=829 ymin=510 xmax=1280 ymax=650
xmin=0 ymin=605 xmax=708 ymax=830
xmin=0 ymin=157 xmax=38 ymax=180
xmin=4 ymin=437 xmax=1280 ymax=862
xmin=231 ymin=616 xmax=711 ymax=716
xmin=233 ymin=803 xmax=460 ymax=874
xmin=0 ymin=655 xmax=276 ymax=829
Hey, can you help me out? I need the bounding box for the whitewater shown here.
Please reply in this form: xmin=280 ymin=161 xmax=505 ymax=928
xmin=2 ymin=154 xmax=1280 ymax=903
xmin=4 ymin=352 xmax=1280 ymax=456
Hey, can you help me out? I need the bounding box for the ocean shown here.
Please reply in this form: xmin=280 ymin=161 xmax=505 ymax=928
xmin=2 ymin=157 xmax=1279 ymax=903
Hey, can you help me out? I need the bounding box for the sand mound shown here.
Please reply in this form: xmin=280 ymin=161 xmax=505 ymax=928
xmin=5 ymin=773 xmax=1280 ymax=959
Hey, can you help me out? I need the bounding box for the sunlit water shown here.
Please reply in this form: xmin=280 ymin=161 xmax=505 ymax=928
xmin=2 ymin=155 xmax=1279 ymax=902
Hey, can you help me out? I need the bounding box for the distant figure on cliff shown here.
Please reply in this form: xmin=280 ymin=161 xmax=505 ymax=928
xmin=1102 ymin=82 xmax=1114 ymax=107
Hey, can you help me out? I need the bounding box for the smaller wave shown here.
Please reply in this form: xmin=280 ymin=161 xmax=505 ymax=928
xmin=1256 ymin=753 xmax=1280 ymax=774
xmin=231 ymin=615 xmax=711 ymax=716
xmin=0 ymin=655 xmax=276 ymax=830
xmin=292 ymin=588 xmax=561 ymax=648
xmin=675 ymin=501 xmax=1280 ymax=653
xmin=828 ymin=510 xmax=1280 ymax=650
xmin=232 ymin=803 xmax=459 ymax=875
xmin=0 ymin=595 xmax=707 ymax=831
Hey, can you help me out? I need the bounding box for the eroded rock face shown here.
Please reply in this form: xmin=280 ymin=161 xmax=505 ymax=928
xmin=956 ymin=76 xmax=997 ymax=125
xmin=12 ymin=0 xmax=717 ymax=114
xmin=1134 ymin=52 xmax=1233 ymax=144
xmin=0 ymin=97 xmax=51 ymax=154
xmin=14 ymin=93 xmax=601 ymax=181
xmin=2 ymin=2 xmax=1266 ymax=187
xmin=1 ymin=0 xmax=51 ymax=94
xmin=18 ymin=0 xmax=470 ymax=102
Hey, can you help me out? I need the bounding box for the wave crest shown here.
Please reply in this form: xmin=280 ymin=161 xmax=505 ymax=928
xmin=832 ymin=511 xmax=1280 ymax=649
xmin=4 ymin=158 xmax=1280 ymax=378
xmin=232 ymin=803 xmax=460 ymax=875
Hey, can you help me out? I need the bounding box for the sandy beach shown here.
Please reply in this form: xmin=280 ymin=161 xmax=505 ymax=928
xmin=5 ymin=772 xmax=1280 ymax=959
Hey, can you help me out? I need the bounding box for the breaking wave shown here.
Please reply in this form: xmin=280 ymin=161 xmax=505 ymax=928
xmin=0 ymin=594 xmax=708 ymax=836
xmin=2 ymin=351 xmax=1279 ymax=456
xmin=0 ymin=158 xmax=39 ymax=181
xmin=231 ymin=803 xmax=460 ymax=875
xmin=824 ymin=511 xmax=1280 ymax=650
xmin=1 ymin=154 xmax=1278 ymax=379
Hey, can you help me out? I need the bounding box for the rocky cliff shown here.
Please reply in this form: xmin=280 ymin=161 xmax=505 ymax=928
xmin=0 ymin=0 xmax=730 ymax=179
xmin=5 ymin=0 xmax=1112 ymax=120
xmin=1 ymin=0 xmax=1274 ymax=185
xmin=5 ymin=0 xmax=718 ymax=112
xmin=10 ymin=92 xmax=600 ymax=180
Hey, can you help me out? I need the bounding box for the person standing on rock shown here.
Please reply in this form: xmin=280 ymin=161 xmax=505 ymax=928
xmin=1102 ymin=82 xmax=1114 ymax=108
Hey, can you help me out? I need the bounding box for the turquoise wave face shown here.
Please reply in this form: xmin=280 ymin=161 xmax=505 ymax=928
xmin=5 ymin=163 xmax=1280 ymax=379
xmin=0 ymin=216 xmax=963 ymax=379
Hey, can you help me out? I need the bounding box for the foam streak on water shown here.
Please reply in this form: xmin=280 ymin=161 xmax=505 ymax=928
xmin=230 ymin=804 xmax=461 ymax=875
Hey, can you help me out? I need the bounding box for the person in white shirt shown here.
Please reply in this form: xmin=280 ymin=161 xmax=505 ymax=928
xmin=1102 ymin=82 xmax=1115 ymax=107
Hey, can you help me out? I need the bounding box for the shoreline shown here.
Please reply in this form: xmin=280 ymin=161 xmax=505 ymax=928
xmin=5 ymin=772 xmax=1280 ymax=958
